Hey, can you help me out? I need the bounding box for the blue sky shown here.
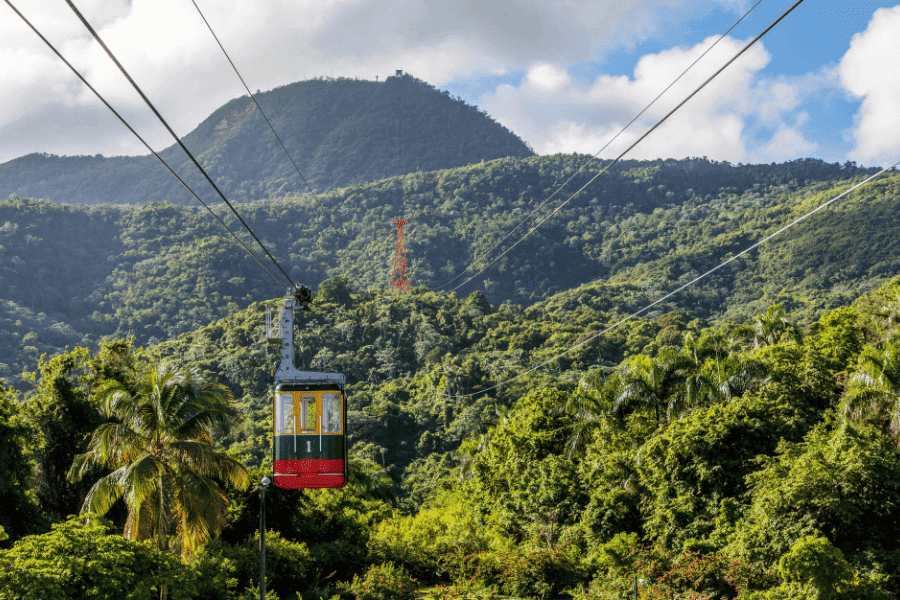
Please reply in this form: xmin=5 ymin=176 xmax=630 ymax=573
xmin=446 ymin=1 xmax=900 ymax=165
xmin=1 ymin=0 xmax=897 ymax=166
xmin=740 ymin=0 xmax=898 ymax=161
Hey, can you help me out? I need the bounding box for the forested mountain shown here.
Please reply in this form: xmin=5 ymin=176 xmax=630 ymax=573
xmin=0 ymin=15 xmax=896 ymax=596
xmin=0 ymin=74 xmax=531 ymax=204
xmin=2 ymin=270 xmax=898 ymax=597
xmin=0 ymin=156 xmax=895 ymax=385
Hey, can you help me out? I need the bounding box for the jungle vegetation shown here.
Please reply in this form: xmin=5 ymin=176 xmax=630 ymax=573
xmin=0 ymin=156 xmax=896 ymax=386
xmin=0 ymin=65 xmax=896 ymax=599
xmin=0 ymin=272 xmax=898 ymax=598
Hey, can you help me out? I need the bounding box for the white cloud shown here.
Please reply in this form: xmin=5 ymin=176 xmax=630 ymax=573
xmin=839 ymin=5 xmax=900 ymax=166
xmin=526 ymin=64 xmax=572 ymax=91
xmin=483 ymin=35 xmax=821 ymax=163
xmin=760 ymin=124 xmax=817 ymax=163
xmin=0 ymin=0 xmax=701 ymax=163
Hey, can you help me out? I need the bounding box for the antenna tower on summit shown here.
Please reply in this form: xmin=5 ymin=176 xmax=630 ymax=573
xmin=390 ymin=217 xmax=411 ymax=292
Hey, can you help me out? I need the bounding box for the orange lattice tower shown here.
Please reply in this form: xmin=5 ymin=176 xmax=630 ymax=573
xmin=390 ymin=217 xmax=411 ymax=292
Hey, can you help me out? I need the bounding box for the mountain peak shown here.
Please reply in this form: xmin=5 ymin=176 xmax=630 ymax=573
xmin=0 ymin=75 xmax=532 ymax=204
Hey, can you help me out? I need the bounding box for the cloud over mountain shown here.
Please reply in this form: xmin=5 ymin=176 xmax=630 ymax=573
xmin=481 ymin=36 xmax=821 ymax=163
xmin=839 ymin=5 xmax=900 ymax=166
xmin=0 ymin=0 xmax=689 ymax=163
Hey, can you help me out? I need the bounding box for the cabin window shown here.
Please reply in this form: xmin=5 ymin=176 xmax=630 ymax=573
xmin=300 ymin=395 xmax=317 ymax=432
xmin=276 ymin=393 xmax=294 ymax=434
xmin=322 ymin=393 xmax=341 ymax=433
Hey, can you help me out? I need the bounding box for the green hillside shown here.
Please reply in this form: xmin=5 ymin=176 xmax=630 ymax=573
xmin=2 ymin=269 xmax=897 ymax=597
xmin=1 ymin=14 xmax=897 ymax=597
xmin=0 ymin=74 xmax=532 ymax=204
xmin=0 ymin=157 xmax=896 ymax=385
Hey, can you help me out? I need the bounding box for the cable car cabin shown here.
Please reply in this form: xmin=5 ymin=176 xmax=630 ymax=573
xmin=268 ymin=292 xmax=348 ymax=490
xmin=273 ymin=382 xmax=347 ymax=489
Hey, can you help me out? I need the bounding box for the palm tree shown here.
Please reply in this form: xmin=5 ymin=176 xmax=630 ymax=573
xmin=614 ymin=348 xmax=686 ymax=427
xmin=685 ymin=354 xmax=764 ymax=408
xmin=840 ymin=341 xmax=899 ymax=444
xmin=563 ymin=368 xmax=616 ymax=457
xmin=68 ymin=361 xmax=250 ymax=560
xmin=870 ymin=288 xmax=900 ymax=333
xmin=753 ymin=304 xmax=799 ymax=348
xmin=676 ymin=334 xmax=707 ymax=416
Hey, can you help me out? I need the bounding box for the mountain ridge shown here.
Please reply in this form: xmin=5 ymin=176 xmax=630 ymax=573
xmin=0 ymin=74 xmax=532 ymax=204
xmin=0 ymin=155 xmax=894 ymax=386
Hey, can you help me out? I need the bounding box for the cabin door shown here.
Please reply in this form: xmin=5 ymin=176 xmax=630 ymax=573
xmin=298 ymin=393 xmax=320 ymax=458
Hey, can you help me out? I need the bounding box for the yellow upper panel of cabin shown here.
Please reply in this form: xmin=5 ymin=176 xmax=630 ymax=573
xmin=274 ymin=390 xmax=344 ymax=436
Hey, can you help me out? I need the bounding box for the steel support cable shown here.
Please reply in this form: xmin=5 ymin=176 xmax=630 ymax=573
xmin=3 ymin=0 xmax=284 ymax=288
xmin=449 ymin=0 xmax=805 ymax=294
xmin=189 ymin=0 xmax=313 ymax=193
xmin=64 ymin=0 xmax=298 ymax=290
xmin=446 ymin=162 xmax=899 ymax=400
xmin=439 ymin=0 xmax=764 ymax=289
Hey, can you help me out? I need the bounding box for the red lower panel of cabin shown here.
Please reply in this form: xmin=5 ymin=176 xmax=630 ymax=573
xmin=274 ymin=459 xmax=346 ymax=489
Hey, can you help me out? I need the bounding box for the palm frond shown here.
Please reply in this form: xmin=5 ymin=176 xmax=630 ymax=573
xmin=849 ymin=372 xmax=879 ymax=388
xmin=122 ymin=453 xmax=165 ymax=509
xmin=92 ymin=422 xmax=147 ymax=466
xmin=169 ymin=440 xmax=250 ymax=490
xmin=173 ymin=471 xmax=229 ymax=560
xmin=81 ymin=466 xmax=128 ymax=517
xmin=95 ymin=381 xmax=134 ymax=419
xmin=174 ymin=406 xmax=235 ymax=440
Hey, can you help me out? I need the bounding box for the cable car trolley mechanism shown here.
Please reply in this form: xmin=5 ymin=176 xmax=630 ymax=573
xmin=267 ymin=288 xmax=347 ymax=489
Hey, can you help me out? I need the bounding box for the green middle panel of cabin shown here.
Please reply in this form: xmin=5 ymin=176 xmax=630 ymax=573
xmin=275 ymin=434 xmax=345 ymax=459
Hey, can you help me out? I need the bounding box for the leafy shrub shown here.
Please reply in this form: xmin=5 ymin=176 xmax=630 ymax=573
xmin=778 ymin=535 xmax=851 ymax=594
xmin=0 ymin=519 xmax=198 ymax=600
xmin=369 ymin=493 xmax=488 ymax=580
xmin=342 ymin=562 xmax=416 ymax=600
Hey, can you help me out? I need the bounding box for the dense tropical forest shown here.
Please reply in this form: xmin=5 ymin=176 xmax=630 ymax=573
xmin=0 ymin=76 xmax=898 ymax=597
xmin=0 ymin=74 xmax=532 ymax=204
xmin=1 ymin=267 xmax=898 ymax=597
xmin=1 ymin=156 xmax=896 ymax=386
xmin=0 ymin=0 xmax=897 ymax=592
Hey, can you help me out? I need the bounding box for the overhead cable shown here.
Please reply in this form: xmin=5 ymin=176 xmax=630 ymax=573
xmin=450 ymin=0 xmax=806 ymax=294
xmin=3 ymin=0 xmax=284 ymax=287
xmin=439 ymin=0 xmax=764 ymax=289
xmin=448 ymin=162 xmax=898 ymax=399
xmin=189 ymin=0 xmax=313 ymax=193
xmin=64 ymin=0 xmax=299 ymax=290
